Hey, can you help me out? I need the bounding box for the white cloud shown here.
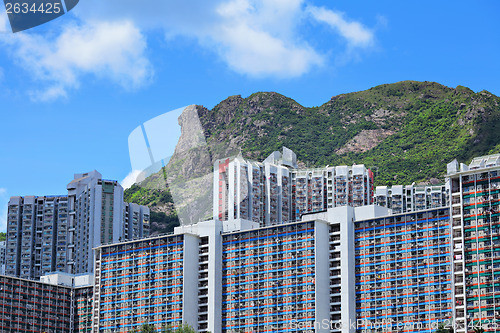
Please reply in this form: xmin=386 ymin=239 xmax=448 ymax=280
xmin=308 ymin=6 xmax=374 ymax=48
xmin=0 ymin=11 xmax=8 ymax=33
xmin=212 ymin=0 xmax=323 ymax=77
xmin=0 ymin=0 xmax=378 ymax=96
xmin=75 ymin=0 xmax=376 ymax=78
xmin=30 ymin=85 xmax=67 ymax=102
xmin=78 ymin=0 xmax=324 ymax=78
xmin=121 ymin=170 xmax=142 ymax=189
xmin=1 ymin=19 xmax=153 ymax=101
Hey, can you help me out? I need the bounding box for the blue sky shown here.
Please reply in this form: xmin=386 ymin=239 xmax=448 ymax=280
xmin=0 ymin=0 xmax=499 ymax=231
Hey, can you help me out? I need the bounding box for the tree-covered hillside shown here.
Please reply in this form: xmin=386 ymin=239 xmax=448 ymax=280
xmin=198 ymin=81 xmax=500 ymax=185
xmin=126 ymin=81 xmax=500 ymax=233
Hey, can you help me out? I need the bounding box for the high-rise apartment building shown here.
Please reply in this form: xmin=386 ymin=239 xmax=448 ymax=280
xmin=5 ymin=195 xmax=69 ymax=279
xmin=214 ymin=147 xmax=374 ymax=226
xmin=293 ymin=164 xmax=374 ymax=217
xmin=0 ymin=241 xmax=5 ymax=275
xmin=447 ymin=154 xmax=500 ymax=332
xmin=354 ymin=208 xmax=453 ymax=332
xmin=6 ymin=149 xmax=500 ymax=333
xmin=221 ymin=220 xmax=331 ymax=332
xmin=214 ymin=153 xmax=293 ymax=226
xmin=93 ymin=204 xmax=393 ymax=333
xmin=0 ymin=274 xmax=73 ymax=332
xmin=94 ymin=206 xmax=459 ymax=333
xmin=93 ymin=233 xmax=200 ymax=333
xmin=0 ymin=272 xmax=93 ymax=333
xmin=375 ymin=185 xmax=448 ymax=214
xmin=123 ymin=202 xmax=150 ymax=240
xmin=68 ymin=171 xmax=149 ymax=274
xmin=5 ymin=171 xmax=149 ymax=279
xmin=90 ymin=152 xmax=500 ymax=333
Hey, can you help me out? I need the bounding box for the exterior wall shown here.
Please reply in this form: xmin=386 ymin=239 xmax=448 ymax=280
xmin=314 ymin=220 xmax=331 ymax=332
xmin=338 ymin=207 xmax=356 ymax=333
xmin=221 ymin=220 xmax=330 ymax=332
xmin=215 ymin=158 xmax=231 ymax=222
xmin=174 ymin=220 xmax=225 ymax=333
xmin=19 ymin=196 xmax=35 ymax=278
xmin=0 ymin=274 xmax=93 ymax=333
xmin=67 ymin=170 xmax=102 ymax=274
xmin=354 ymin=208 xmax=453 ymax=332
xmin=0 ymin=274 xmax=73 ymax=333
xmin=182 ymin=234 xmax=200 ymax=328
xmin=0 ymin=241 xmax=5 ymax=275
xmin=461 ymin=170 xmax=500 ymax=329
xmin=5 ymin=171 xmax=148 ymax=279
xmin=215 ymin=156 xmax=291 ymax=227
xmin=6 ymin=196 xmax=26 ymax=277
xmin=328 ymin=221 xmax=342 ymax=332
xmin=5 ymin=195 xmax=69 ymax=280
xmin=201 ymin=221 xmax=223 ymax=333
xmin=447 ymin=155 xmax=500 ymax=332
xmin=65 ymin=171 xmax=148 ymax=275
xmin=55 ymin=197 xmax=70 ymax=273
xmin=375 ymin=185 xmax=448 ymax=214
xmin=40 ymin=271 xmax=75 ymax=287
xmin=93 ymin=234 xmax=197 ymax=332
xmin=264 ymin=163 xmax=290 ymax=226
xmin=214 ymin=149 xmax=374 ymax=226
xmin=250 ymin=162 xmax=265 ymax=224
xmin=123 ymin=203 xmax=150 ymax=240
xmin=303 ymin=206 xmax=359 ymax=333
xmin=333 ymin=166 xmax=349 ymax=207
xmin=74 ymin=286 xmax=94 ymax=333
xmin=293 ymin=169 xmax=326 ymax=218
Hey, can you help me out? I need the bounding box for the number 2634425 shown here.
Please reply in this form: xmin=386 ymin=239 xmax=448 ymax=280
xmin=5 ymin=2 xmax=62 ymax=14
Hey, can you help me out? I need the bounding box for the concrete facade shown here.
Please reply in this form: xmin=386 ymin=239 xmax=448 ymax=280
xmin=5 ymin=171 xmax=149 ymax=279
xmin=0 ymin=273 xmax=93 ymax=333
xmin=0 ymin=241 xmax=6 ymax=275
xmin=375 ymin=184 xmax=448 ymax=214
xmin=214 ymin=148 xmax=375 ymax=227
xmin=5 ymin=195 xmax=69 ymax=279
xmin=447 ymin=154 xmax=500 ymax=332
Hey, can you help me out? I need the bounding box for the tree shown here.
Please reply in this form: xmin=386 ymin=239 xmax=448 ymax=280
xmin=161 ymin=323 xmax=197 ymax=332
xmin=141 ymin=323 xmax=156 ymax=333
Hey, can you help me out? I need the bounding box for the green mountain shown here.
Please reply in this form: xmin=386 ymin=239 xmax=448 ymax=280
xmin=125 ymin=81 xmax=500 ymax=234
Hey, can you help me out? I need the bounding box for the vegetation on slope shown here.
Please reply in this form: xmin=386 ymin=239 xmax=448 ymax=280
xmin=124 ymin=184 xmax=173 ymax=207
xmin=199 ymin=81 xmax=500 ymax=185
xmin=124 ymin=183 xmax=180 ymax=235
xmin=125 ymin=81 xmax=500 ymax=233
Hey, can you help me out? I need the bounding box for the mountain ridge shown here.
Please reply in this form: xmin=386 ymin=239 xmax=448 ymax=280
xmin=125 ymin=80 xmax=500 ymax=234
